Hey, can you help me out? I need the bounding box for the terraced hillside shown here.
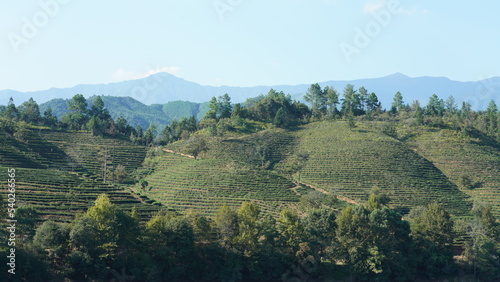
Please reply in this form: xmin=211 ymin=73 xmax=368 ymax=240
xmin=406 ymin=127 xmax=500 ymax=218
xmin=141 ymin=150 xmax=303 ymax=217
xmin=289 ymin=121 xmax=472 ymax=217
xmin=0 ymin=128 xmax=159 ymax=222
xmin=39 ymin=130 xmax=147 ymax=176
xmin=206 ymin=128 xmax=296 ymax=169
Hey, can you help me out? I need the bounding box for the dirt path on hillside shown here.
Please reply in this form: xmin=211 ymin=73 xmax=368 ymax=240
xmin=296 ymin=180 xmax=359 ymax=205
xmin=162 ymin=149 xmax=195 ymax=159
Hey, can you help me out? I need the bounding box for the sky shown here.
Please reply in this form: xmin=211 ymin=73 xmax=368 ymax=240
xmin=1 ymin=0 xmax=500 ymax=92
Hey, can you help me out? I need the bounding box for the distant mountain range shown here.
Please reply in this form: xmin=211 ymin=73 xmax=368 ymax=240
xmin=2 ymin=72 xmax=499 ymax=111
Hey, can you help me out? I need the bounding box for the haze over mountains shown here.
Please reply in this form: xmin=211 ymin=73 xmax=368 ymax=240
xmin=2 ymin=72 xmax=499 ymax=110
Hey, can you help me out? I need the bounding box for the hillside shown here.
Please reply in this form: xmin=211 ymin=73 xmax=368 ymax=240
xmin=2 ymin=119 xmax=498 ymax=222
xmin=405 ymin=127 xmax=500 ymax=218
xmin=137 ymin=121 xmax=499 ymax=219
xmin=142 ymin=153 xmax=301 ymax=217
xmin=289 ymin=121 xmax=472 ymax=217
xmin=0 ymin=127 xmax=159 ymax=221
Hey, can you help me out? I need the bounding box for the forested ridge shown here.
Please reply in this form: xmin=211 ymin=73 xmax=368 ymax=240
xmin=1 ymin=84 xmax=499 ymax=281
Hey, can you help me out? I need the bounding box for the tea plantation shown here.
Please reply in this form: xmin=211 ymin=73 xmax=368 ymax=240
xmin=0 ymin=128 xmax=159 ymax=222
xmin=2 ymin=120 xmax=499 ymax=221
xmin=289 ymin=121 xmax=473 ymax=217
xmin=406 ymin=127 xmax=500 ymax=218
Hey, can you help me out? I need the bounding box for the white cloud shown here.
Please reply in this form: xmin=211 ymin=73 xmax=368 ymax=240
xmin=363 ymin=1 xmax=385 ymax=14
xmin=112 ymin=66 xmax=180 ymax=82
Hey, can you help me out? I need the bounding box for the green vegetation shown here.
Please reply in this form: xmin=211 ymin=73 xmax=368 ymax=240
xmin=1 ymin=87 xmax=499 ymax=280
xmin=292 ymin=121 xmax=471 ymax=217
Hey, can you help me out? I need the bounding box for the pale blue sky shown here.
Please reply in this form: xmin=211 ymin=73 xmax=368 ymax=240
xmin=1 ymin=0 xmax=499 ymax=92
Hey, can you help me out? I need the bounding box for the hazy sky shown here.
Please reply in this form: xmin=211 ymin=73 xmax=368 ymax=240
xmin=1 ymin=0 xmax=499 ymax=92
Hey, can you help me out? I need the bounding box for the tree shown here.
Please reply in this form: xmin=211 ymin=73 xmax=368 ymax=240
xmin=183 ymin=135 xmax=208 ymax=159
xmin=67 ymin=94 xmax=88 ymax=115
xmin=272 ymin=107 xmax=286 ymax=127
xmin=366 ymin=92 xmax=381 ymax=112
xmin=463 ymin=204 xmax=500 ymax=279
xmin=324 ymin=86 xmax=339 ymax=119
xmin=140 ymin=179 xmax=149 ymax=191
xmin=86 ymin=116 xmax=101 ymax=136
xmin=145 ymin=213 xmax=195 ymax=279
xmin=18 ymin=97 xmax=41 ymax=124
xmin=341 ymin=84 xmax=363 ymax=116
xmin=304 ymin=83 xmax=326 ymax=118
xmin=336 ymin=204 xmax=414 ymax=280
xmin=366 ymin=193 xmax=390 ymax=212
xmin=486 ymin=100 xmax=498 ymax=115
xmin=234 ymin=201 xmax=261 ymax=253
xmin=33 ymin=221 xmax=69 ymax=249
xmin=214 ymin=204 xmax=239 ymax=246
xmin=358 ymin=86 xmax=369 ymax=111
xmin=64 ymin=94 xmax=89 ymax=130
xmin=277 ymin=209 xmax=303 ymax=249
xmin=113 ymin=164 xmax=127 ymax=183
xmin=86 ymin=194 xmax=118 ymax=236
xmin=115 ymin=116 xmax=133 ymax=136
xmin=415 ymin=106 xmax=424 ymax=125
xmin=43 ymin=107 xmax=58 ymax=127
xmin=6 ymin=97 xmax=19 ymax=120
xmin=143 ymin=123 xmax=157 ymax=146
xmin=205 ymin=97 xmax=218 ymax=120
xmin=303 ymin=208 xmax=336 ymax=257
xmin=89 ymin=96 xmax=110 ymax=120
xmin=217 ymin=93 xmax=232 ymax=119
xmin=336 ymin=205 xmax=372 ymax=274
xmin=17 ymin=206 xmax=39 ymax=242
xmin=426 ymin=94 xmax=445 ymax=116
xmin=410 ymin=203 xmax=455 ymax=278
xmin=445 ymin=96 xmax=457 ymax=114
xmin=391 ymin=92 xmax=404 ymax=113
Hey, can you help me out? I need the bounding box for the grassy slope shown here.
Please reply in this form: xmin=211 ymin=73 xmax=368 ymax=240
xmin=141 ymin=128 xmax=309 ymax=217
xmin=291 ymin=121 xmax=472 ymax=217
xmin=146 ymin=122 xmax=477 ymax=218
xmin=405 ymin=127 xmax=500 ymax=218
xmin=4 ymin=120 xmax=498 ymax=221
xmin=143 ymin=153 xmax=298 ymax=217
xmin=0 ymin=128 xmax=159 ymax=222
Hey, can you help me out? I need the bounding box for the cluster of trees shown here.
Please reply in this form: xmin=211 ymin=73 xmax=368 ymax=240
xmin=2 ymin=86 xmax=498 ymax=145
xmin=4 ymin=193 xmax=499 ymax=281
xmin=0 ymin=95 xmax=165 ymax=147
xmin=0 ymin=95 xmax=116 ymax=134
xmin=196 ymin=90 xmax=310 ymax=139
xmin=302 ymin=83 xmax=381 ymax=119
xmin=0 ymin=97 xmax=57 ymax=127
xmin=386 ymin=92 xmax=500 ymax=142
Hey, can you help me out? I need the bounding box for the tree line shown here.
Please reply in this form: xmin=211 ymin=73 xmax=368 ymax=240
xmin=2 ymin=193 xmax=499 ymax=281
xmin=1 ymin=85 xmax=499 ymax=145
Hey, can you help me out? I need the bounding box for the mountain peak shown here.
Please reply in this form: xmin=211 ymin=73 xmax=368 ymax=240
xmin=386 ymin=73 xmax=409 ymax=79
